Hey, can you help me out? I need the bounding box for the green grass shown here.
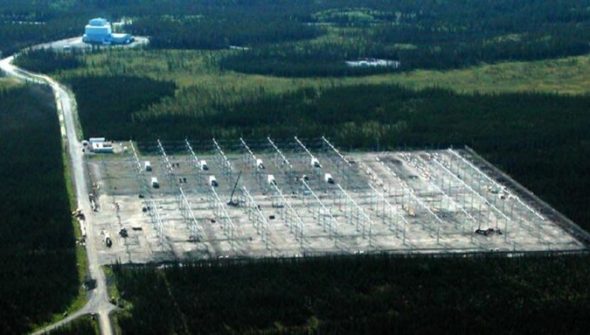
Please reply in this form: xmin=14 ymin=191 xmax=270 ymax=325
xmin=31 ymin=90 xmax=89 ymax=333
xmin=380 ymin=56 xmax=590 ymax=95
xmin=104 ymin=266 xmax=122 ymax=303
xmin=56 ymin=49 xmax=590 ymax=122
xmin=0 ymin=77 xmax=23 ymax=91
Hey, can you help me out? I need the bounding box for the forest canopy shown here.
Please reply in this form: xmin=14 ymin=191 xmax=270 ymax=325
xmin=0 ymin=85 xmax=78 ymax=334
xmin=3 ymin=1 xmax=590 ymax=75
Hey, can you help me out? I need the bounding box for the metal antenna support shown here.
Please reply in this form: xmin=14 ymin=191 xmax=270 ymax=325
xmin=268 ymin=137 xmax=293 ymax=170
xmin=300 ymin=179 xmax=342 ymax=246
xmin=129 ymin=140 xmax=143 ymax=173
xmin=239 ymin=186 xmax=271 ymax=250
xmin=294 ymin=136 xmax=316 ymax=160
xmin=148 ymin=199 xmax=164 ymax=241
xmin=212 ymin=138 xmax=233 ymax=182
xmin=431 ymin=156 xmax=515 ymax=239
xmin=379 ymin=159 xmax=445 ymax=244
xmin=270 ymin=183 xmax=305 ymax=247
xmin=367 ymin=182 xmax=409 ymax=244
xmin=209 ymin=186 xmax=238 ymax=251
xmin=240 ymin=137 xmax=257 ymax=164
xmin=157 ymin=139 xmax=173 ymax=172
xmin=178 ymin=187 xmax=204 ymax=241
xmin=449 ymin=149 xmax=545 ymax=221
xmin=185 ymin=138 xmax=200 ymax=166
xmin=405 ymin=154 xmax=479 ymax=233
xmin=240 ymin=138 xmax=266 ymax=190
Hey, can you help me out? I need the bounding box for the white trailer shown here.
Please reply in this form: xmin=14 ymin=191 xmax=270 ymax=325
xmin=151 ymin=177 xmax=159 ymax=188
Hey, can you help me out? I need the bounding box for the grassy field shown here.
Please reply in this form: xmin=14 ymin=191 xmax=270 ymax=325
xmin=0 ymin=77 xmax=23 ymax=91
xmin=62 ymin=49 xmax=590 ymax=94
xmin=56 ymin=49 xmax=590 ymax=121
xmin=385 ymin=56 xmax=590 ymax=95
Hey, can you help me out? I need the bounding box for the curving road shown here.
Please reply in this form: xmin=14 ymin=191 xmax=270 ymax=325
xmin=1 ymin=49 xmax=117 ymax=334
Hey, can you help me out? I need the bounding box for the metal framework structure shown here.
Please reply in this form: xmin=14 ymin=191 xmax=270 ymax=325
xmin=178 ymin=187 xmax=204 ymax=241
xmin=185 ymin=138 xmax=201 ymax=169
xmin=294 ymin=136 xmax=323 ymax=178
xmin=157 ymin=139 xmax=174 ymax=174
xmin=402 ymin=153 xmax=479 ymax=234
xmin=268 ymin=137 xmax=293 ymax=170
xmin=432 ymin=154 xmax=514 ymax=234
xmin=449 ymin=149 xmax=546 ymax=222
xmin=238 ymin=185 xmax=271 ymax=250
xmin=321 ymin=136 xmax=354 ymax=188
xmin=269 ymin=182 xmax=305 ymax=247
xmin=333 ymin=183 xmax=373 ymax=242
xmin=212 ymin=138 xmax=233 ymax=183
xmin=320 ymin=137 xmax=408 ymax=245
xmin=157 ymin=139 xmax=204 ymax=241
xmin=240 ymin=138 xmax=267 ymax=190
xmin=147 ymin=199 xmax=164 ymax=241
xmin=377 ymin=157 xmax=445 ymax=244
xmin=99 ymin=138 xmax=585 ymax=260
xmin=296 ymin=137 xmax=377 ymax=246
xmin=435 ymin=150 xmax=552 ymax=244
xmin=299 ymin=179 xmax=345 ymax=252
xmin=267 ymin=137 xmax=299 ymax=194
xmin=367 ymin=182 xmax=408 ymax=243
xmin=129 ymin=140 xmax=143 ymax=174
xmin=208 ymin=185 xmax=238 ymax=251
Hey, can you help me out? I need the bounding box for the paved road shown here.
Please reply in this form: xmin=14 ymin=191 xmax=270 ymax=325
xmin=1 ymin=46 xmax=118 ymax=335
xmin=35 ymin=36 xmax=149 ymax=51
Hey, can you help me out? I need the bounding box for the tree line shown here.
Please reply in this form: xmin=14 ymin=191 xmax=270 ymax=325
xmin=111 ymin=254 xmax=590 ymax=334
xmin=0 ymin=85 xmax=78 ymax=334
xmin=14 ymin=48 xmax=83 ymax=73
xmin=220 ymin=0 xmax=590 ymax=76
xmin=3 ymin=0 xmax=590 ymax=75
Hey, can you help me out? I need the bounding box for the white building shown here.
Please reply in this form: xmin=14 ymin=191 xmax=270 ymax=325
xmin=345 ymin=58 xmax=401 ymax=68
xmin=83 ymin=18 xmax=133 ymax=45
xmin=85 ymin=137 xmax=114 ymax=153
xmin=91 ymin=141 xmax=114 ymax=153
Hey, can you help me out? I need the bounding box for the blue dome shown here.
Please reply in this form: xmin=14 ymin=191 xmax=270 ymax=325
xmin=89 ymin=18 xmax=108 ymax=26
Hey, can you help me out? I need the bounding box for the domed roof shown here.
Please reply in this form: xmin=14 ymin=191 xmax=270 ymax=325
xmin=88 ymin=18 xmax=109 ymax=26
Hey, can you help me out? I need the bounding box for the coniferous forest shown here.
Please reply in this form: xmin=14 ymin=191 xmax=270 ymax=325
xmin=0 ymin=85 xmax=78 ymax=334
xmin=111 ymin=255 xmax=590 ymax=334
xmin=3 ymin=0 xmax=590 ymax=75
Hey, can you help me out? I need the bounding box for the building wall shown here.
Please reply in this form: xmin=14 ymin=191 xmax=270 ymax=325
xmin=83 ymin=18 xmax=133 ymax=45
xmin=84 ymin=24 xmax=112 ymax=43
